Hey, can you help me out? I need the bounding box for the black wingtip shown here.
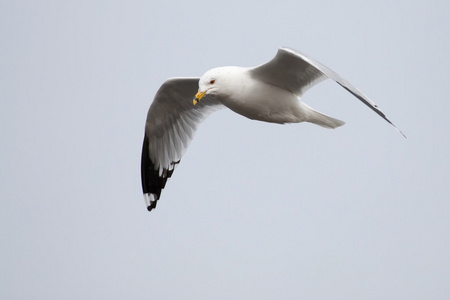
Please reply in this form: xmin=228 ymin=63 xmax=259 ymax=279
xmin=147 ymin=203 xmax=156 ymax=211
xmin=141 ymin=135 xmax=180 ymax=212
xmin=143 ymin=193 xmax=159 ymax=212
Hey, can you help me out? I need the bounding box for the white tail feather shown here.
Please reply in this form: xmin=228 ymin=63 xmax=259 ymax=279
xmin=302 ymin=103 xmax=345 ymax=129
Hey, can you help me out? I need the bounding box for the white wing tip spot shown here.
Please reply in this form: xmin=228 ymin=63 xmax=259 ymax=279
xmin=144 ymin=193 xmax=158 ymax=211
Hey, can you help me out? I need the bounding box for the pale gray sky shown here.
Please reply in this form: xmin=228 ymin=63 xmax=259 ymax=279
xmin=1 ymin=0 xmax=449 ymax=299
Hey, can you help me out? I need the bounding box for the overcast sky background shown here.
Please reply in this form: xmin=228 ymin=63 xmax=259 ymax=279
xmin=1 ymin=0 xmax=449 ymax=299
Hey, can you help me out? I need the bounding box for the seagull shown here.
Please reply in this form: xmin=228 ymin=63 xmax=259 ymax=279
xmin=141 ymin=47 xmax=404 ymax=212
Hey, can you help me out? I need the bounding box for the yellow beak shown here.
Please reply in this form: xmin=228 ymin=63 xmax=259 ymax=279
xmin=193 ymin=90 xmax=207 ymax=105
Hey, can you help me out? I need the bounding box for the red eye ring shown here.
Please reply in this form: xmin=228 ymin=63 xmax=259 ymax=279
xmin=210 ymin=80 xmax=215 ymax=84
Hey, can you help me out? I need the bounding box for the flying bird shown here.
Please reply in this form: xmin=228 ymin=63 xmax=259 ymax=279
xmin=141 ymin=47 xmax=404 ymax=212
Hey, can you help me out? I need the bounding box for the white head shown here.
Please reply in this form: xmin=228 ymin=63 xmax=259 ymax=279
xmin=193 ymin=67 xmax=241 ymax=105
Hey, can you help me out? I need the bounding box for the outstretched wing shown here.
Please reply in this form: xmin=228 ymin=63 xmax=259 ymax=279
xmin=250 ymin=48 xmax=405 ymax=137
xmin=141 ymin=78 xmax=223 ymax=211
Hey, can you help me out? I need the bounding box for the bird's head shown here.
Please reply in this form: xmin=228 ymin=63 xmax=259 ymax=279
xmin=193 ymin=68 xmax=222 ymax=105
xmin=193 ymin=67 xmax=241 ymax=105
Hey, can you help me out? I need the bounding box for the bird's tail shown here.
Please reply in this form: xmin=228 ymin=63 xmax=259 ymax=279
xmin=302 ymin=103 xmax=345 ymax=129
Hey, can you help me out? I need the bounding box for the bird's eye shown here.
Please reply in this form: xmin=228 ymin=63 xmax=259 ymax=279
xmin=210 ymin=80 xmax=215 ymax=84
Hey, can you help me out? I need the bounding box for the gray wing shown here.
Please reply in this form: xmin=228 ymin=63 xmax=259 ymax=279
xmin=250 ymin=48 xmax=405 ymax=137
xmin=141 ymin=78 xmax=223 ymax=211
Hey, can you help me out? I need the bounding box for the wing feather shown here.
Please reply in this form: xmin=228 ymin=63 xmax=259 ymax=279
xmin=141 ymin=78 xmax=223 ymax=211
xmin=250 ymin=48 xmax=328 ymax=96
